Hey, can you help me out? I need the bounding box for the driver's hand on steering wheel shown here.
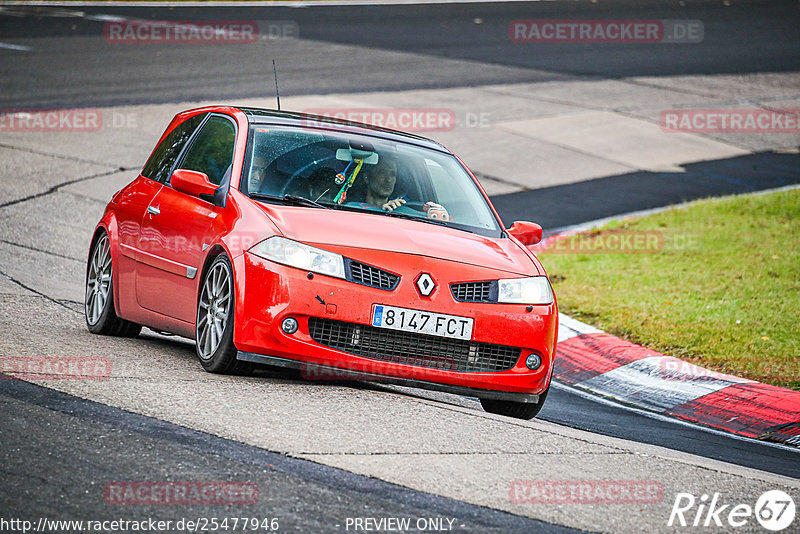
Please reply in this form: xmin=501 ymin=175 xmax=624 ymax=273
xmin=382 ymin=198 xmax=406 ymax=212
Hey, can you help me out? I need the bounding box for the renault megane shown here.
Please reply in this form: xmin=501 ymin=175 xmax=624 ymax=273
xmin=85 ymin=106 xmax=557 ymax=419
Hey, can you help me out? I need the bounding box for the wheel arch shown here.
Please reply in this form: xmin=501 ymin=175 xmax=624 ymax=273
xmin=196 ymin=244 xmax=233 ymax=307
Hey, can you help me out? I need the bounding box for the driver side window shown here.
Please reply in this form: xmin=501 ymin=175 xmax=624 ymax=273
xmin=141 ymin=113 xmax=205 ymax=184
xmin=177 ymin=115 xmax=236 ymax=186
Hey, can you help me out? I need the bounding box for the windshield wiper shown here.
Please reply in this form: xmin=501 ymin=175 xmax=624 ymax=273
xmin=250 ymin=193 xmax=330 ymax=209
xmin=283 ymin=194 xmax=330 ymax=209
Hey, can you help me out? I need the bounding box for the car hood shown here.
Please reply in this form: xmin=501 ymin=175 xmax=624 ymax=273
xmin=258 ymin=204 xmax=541 ymax=276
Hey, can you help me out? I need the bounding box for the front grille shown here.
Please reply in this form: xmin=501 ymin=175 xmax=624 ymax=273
xmin=451 ymin=281 xmax=496 ymax=303
xmin=308 ymin=317 xmax=521 ymax=372
xmin=346 ymin=260 xmax=399 ymax=291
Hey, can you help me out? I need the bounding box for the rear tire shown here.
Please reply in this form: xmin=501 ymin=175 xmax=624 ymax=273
xmin=85 ymin=232 xmax=141 ymax=337
xmin=195 ymin=255 xmax=252 ymax=375
xmin=480 ymin=386 xmax=549 ymax=420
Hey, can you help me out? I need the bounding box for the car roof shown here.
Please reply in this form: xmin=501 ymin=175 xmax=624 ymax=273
xmin=235 ymin=107 xmax=451 ymax=154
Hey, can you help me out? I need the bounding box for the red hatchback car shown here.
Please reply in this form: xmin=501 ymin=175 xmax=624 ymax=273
xmin=86 ymin=106 xmax=558 ymax=419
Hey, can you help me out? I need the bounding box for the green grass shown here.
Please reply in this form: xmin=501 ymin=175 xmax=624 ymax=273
xmin=538 ymin=188 xmax=800 ymax=390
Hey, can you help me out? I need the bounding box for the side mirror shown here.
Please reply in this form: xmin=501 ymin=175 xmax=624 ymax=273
xmin=171 ymin=169 xmax=218 ymax=198
xmin=508 ymin=221 xmax=543 ymax=246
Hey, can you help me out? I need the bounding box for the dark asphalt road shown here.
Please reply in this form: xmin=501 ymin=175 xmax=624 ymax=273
xmin=492 ymin=151 xmax=800 ymax=230
xmin=539 ymin=385 xmax=800 ymax=479
xmin=2 ymin=0 xmax=797 ymax=229
xmin=0 ymin=378 xmax=580 ymax=533
xmin=1 ymin=0 xmax=798 ymax=108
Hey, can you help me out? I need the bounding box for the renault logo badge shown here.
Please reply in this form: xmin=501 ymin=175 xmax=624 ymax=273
xmin=415 ymin=273 xmax=436 ymax=297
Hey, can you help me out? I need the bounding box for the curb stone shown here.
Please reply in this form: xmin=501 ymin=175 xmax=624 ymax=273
xmin=555 ymin=313 xmax=800 ymax=443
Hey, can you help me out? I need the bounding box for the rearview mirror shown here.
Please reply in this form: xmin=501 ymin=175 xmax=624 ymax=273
xmin=171 ymin=169 xmax=218 ymax=198
xmin=336 ymin=148 xmax=379 ymax=165
xmin=508 ymin=221 xmax=543 ymax=246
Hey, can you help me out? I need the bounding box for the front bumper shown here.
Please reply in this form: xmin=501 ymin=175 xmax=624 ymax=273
xmin=232 ymin=250 xmax=557 ymax=398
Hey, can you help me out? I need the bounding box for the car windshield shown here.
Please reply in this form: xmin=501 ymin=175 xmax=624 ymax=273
xmin=242 ymin=125 xmax=503 ymax=237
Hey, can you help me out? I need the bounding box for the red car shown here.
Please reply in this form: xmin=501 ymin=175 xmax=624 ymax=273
xmin=85 ymin=106 xmax=557 ymax=419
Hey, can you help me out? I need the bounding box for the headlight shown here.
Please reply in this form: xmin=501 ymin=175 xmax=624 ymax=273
xmin=497 ymin=276 xmax=553 ymax=304
xmin=249 ymin=237 xmax=345 ymax=279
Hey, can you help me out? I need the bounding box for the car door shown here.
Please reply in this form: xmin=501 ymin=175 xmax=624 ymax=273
xmin=115 ymin=112 xmax=206 ymax=318
xmin=135 ymin=114 xmax=237 ymax=323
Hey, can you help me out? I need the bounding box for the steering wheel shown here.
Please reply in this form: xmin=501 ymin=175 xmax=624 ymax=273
xmin=280 ymin=155 xmax=340 ymax=196
xmin=394 ymin=200 xmax=425 ymax=213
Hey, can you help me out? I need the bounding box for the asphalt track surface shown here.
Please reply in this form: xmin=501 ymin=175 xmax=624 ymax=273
xmin=0 ymin=378 xmax=573 ymax=533
xmin=1 ymin=0 xmax=799 ymax=531
xmin=2 ymin=0 xmax=799 ymax=224
xmin=1 ymin=0 xmax=799 ymax=108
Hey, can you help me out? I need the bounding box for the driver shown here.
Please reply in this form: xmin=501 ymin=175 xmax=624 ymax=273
xmin=363 ymin=157 xmax=405 ymax=212
xmin=358 ymin=156 xmax=451 ymax=221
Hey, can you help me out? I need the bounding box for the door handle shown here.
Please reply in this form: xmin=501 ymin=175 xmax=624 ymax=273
xmin=147 ymin=206 xmax=160 ymax=216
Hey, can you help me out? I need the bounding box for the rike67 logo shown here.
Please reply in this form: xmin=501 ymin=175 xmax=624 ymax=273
xmin=669 ymin=490 xmax=795 ymax=531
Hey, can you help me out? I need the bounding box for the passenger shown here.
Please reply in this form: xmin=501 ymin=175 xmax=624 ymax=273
xmin=249 ymin=154 xmax=269 ymax=193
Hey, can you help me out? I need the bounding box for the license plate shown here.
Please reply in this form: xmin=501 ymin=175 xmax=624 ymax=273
xmin=371 ymin=305 xmax=473 ymax=340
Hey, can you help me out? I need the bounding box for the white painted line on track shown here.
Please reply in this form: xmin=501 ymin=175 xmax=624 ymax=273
xmin=557 ymin=312 xmax=602 ymax=343
xmin=0 ymin=42 xmax=31 ymax=51
xmin=576 ymin=356 xmax=753 ymax=412
xmin=550 ymin=379 xmax=800 ymax=454
xmin=85 ymin=13 xmax=129 ymax=22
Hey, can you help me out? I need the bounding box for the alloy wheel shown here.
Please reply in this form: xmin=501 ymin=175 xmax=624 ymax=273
xmin=197 ymin=261 xmax=232 ymax=359
xmin=85 ymin=235 xmax=112 ymax=325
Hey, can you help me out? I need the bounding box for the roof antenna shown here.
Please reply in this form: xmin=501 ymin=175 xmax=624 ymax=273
xmin=272 ymin=59 xmax=281 ymax=111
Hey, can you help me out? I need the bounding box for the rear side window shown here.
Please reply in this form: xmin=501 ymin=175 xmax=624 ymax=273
xmin=141 ymin=113 xmax=206 ymax=183
xmin=177 ymin=115 xmax=236 ymax=185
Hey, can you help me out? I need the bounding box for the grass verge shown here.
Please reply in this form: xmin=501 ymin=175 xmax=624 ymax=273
xmin=536 ymin=187 xmax=799 ymax=390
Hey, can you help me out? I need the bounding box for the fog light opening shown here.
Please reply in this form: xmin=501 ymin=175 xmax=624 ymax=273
xmin=281 ymin=317 xmax=299 ymax=335
xmin=525 ymin=353 xmax=542 ymax=371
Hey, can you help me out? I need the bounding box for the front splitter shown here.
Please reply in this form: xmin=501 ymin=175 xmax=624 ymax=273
xmin=237 ymin=351 xmax=541 ymax=403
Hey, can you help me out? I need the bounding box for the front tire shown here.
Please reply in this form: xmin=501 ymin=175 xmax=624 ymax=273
xmin=480 ymin=386 xmax=549 ymax=420
xmin=195 ymin=255 xmax=251 ymax=374
xmin=85 ymin=232 xmax=141 ymax=337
